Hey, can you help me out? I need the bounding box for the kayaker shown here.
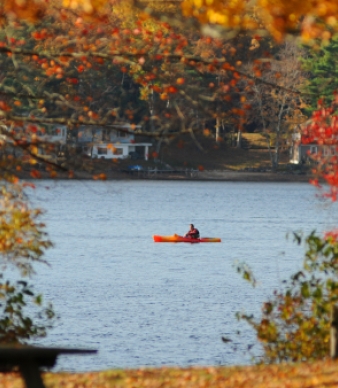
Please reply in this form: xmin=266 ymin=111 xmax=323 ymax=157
xmin=184 ymin=224 xmax=200 ymax=239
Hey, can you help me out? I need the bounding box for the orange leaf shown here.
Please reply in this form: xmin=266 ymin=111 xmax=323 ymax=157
xmin=0 ymin=101 xmax=11 ymax=111
xmin=152 ymin=85 xmax=162 ymax=93
xmin=30 ymin=169 xmax=41 ymax=179
xmin=167 ymin=86 xmax=178 ymax=94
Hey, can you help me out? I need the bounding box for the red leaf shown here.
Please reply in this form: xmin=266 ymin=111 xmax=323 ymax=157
xmin=67 ymin=78 xmax=79 ymax=84
xmin=30 ymin=170 xmax=41 ymax=179
xmin=27 ymin=125 xmax=38 ymax=133
xmin=0 ymin=101 xmax=11 ymax=111
xmin=167 ymin=86 xmax=178 ymax=94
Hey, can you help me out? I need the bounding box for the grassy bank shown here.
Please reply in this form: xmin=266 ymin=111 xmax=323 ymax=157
xmin=159 ymin=133 xmax=281 ymax=171
xmin=1 ymin=360 xmax=337 ymax=387
xmin=14 ymin=133 xmax=303 ymax=180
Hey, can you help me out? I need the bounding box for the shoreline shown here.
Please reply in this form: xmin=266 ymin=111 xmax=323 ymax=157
xmin=15 ymin=169 xmax=311 ymax=182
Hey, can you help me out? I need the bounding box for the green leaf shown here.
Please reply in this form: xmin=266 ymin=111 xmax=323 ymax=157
xmin=301 ymin=282 xmax=310 ymax=298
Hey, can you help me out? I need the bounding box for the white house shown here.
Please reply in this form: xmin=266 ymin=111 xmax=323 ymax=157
xmin=0 ymin=123 xmax=67 ymax=158
xmin=77 ymin=124 xmax=152 ymax=160
xmin=9 ymin=123 xmax=67 ymax=144
xmin=290 ymin=129 xmax=338 ymax=164
xmin=90 ymin=142 xmax=151 ymax=160
xmin=33 ymin=124 xmax=67 ymax=157
xmin=39 ymin=125 xmax=67 ymax=144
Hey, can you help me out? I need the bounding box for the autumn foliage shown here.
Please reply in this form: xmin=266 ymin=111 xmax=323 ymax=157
xmin=302 ymin=100 xmax=338 ymax=200
xmin=7 ymin=0 xmax=338 ymax=46
xmin=3 ymin=360 xmax=338 ymax=387
xmin=182 ymin=1 xmax=335 ymax=41
xmin=240 ymin=232 xmax=338 ymax=363
xmin=0 ymin=178 xmax=55 ymax=343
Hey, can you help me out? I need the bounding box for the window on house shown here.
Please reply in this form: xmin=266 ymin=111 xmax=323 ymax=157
xmin=113 ymin=148 xmax=123 ymax=155
xmin=54 ymin=127 xmax=64 ymax=136
xmin=98 ymin=147 xmax=107 ymax=155
xmin=310 ymin=146 xmax=317 ymax=154
xmin=323 ymin=146 xmax=336 ymax=156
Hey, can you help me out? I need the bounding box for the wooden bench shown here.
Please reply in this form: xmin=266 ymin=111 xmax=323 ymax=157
xmin=0 ymin=345 xmax=97 ymax=388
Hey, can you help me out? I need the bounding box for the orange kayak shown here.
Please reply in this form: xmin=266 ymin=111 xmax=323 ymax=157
xmin=153 ymin=234 xmax=221 ymax=243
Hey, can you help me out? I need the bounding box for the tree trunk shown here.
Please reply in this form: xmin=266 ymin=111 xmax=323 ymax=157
xmin=216 ymin=117 xmax=221 ymax=143
xmin=265 ymin=136 xmax=274 ymax=168
xmin=273 ymin=95 xmax=286 ymax=171
xmin=155 ymin=138 xmax=162 ymax=156
xmin=237 ymin=131 xmax=242 ymax=148
xmin=273 ymin=134 xmax=281 ymax=170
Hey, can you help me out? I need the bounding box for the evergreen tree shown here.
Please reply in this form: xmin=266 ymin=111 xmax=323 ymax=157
xmin=302 ymin=37 xmax=338 ymax=112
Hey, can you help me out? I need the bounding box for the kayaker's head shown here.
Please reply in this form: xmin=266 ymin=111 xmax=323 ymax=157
xmin=190 ymin=224 xmax=194 ymax=230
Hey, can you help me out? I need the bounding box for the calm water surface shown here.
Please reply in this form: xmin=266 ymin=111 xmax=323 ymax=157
xmin=26 ymin=180 xmax=336 ymax=371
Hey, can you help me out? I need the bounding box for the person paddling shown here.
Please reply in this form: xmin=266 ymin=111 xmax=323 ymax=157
xmin=184 ymin=224 xmax=200 ymax=239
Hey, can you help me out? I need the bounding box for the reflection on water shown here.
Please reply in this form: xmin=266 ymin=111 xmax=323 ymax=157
xmin=27 ymin=180 xmax=334 ymax=371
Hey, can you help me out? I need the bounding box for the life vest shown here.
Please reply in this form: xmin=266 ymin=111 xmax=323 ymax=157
xmin=188 ymin=228 xmax=200 ymax=238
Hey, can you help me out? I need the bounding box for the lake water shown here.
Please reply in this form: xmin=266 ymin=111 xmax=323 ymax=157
xmin=25 ymin=180 xmax=336 ymax=371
